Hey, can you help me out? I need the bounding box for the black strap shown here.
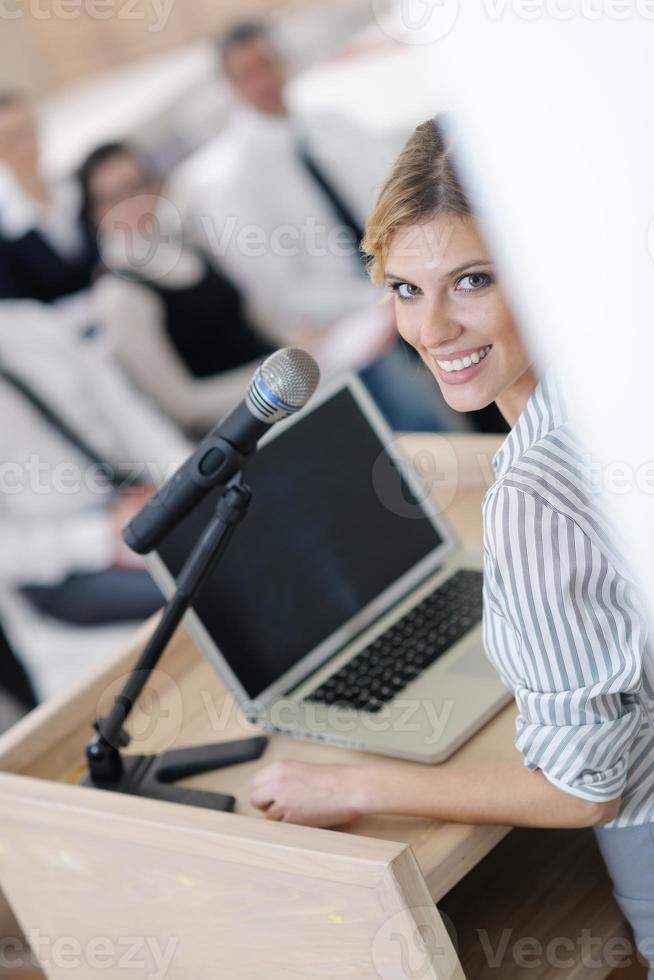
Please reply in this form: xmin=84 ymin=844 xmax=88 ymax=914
xmin=295 ymin=140 xmax=367 ymax=267
xmin=0 ymin=364 xmax=140 ymax=488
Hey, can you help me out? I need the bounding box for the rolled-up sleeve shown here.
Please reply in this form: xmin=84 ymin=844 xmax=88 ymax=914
xmin=486 ymin=484 xmax=646 ymax=803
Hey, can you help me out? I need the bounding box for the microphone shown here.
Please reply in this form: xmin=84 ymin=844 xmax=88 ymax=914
xmin=123 ymin=347 xmax=320 ymax=555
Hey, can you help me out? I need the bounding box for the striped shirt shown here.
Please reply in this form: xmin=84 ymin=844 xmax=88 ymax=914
xmin=482 ymin=365 xmax=654 ymax=827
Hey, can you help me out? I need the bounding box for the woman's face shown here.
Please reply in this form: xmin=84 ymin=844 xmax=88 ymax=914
xmin=88 ymin=153 xmax=160 ymax=232
xmin=0 ymin=103 xmax=39 ymax=176
xmin=384 ymin=212 xmax=536 ymax=420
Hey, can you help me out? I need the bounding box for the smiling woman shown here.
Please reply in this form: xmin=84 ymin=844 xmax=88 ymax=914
xmin=249 ymin=113 xmax=654 ymax=977
xmin=362 ymin=117 xmax=538 ymax=425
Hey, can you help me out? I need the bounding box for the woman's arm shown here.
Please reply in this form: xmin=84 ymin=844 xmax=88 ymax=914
xmin=354 ymin=761 xmax=620 ymax=827
xmin=93 ymin=276 xmax=258 ymax=433
xmin=249 ymin=758 xmax=621 ymax=829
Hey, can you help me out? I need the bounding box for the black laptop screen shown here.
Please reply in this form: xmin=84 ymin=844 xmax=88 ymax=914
xmin=155 ymin=386 xmax=445 ymax=698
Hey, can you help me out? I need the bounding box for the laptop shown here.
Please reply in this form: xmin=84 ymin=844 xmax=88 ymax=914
xmin=146 ymin=372 xmax=512 ymax=764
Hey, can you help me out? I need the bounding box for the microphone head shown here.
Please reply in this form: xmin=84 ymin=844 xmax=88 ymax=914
xmin=247 ymin=347 xmax=320 ymax=423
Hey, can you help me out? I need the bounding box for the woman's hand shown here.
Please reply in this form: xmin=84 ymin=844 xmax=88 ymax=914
xmin=250 ymin=760 xmax=367 ymax=828
xmin=250 ymin=757 xmax=620 ymax=830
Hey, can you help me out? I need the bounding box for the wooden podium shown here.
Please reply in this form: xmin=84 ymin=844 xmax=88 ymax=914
xmin=0 ymin=435 xmax=637 ymax=979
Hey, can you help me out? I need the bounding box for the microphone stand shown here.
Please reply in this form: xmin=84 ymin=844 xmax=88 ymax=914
xmin=83 ymin=472 xmax=267 ymax=811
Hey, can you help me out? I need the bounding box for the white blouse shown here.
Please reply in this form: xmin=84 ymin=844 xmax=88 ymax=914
xmin=482 ymin=365 xmax=654 ymax=827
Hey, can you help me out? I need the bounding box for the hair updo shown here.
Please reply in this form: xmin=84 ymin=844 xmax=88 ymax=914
xmin=362 ymin=114 xmax=473 ymax=285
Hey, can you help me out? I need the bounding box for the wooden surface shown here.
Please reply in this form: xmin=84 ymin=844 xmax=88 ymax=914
xmin=0 ymin=772 xmax=466 ymax=980
xmin=0 ymin=433 xmax=632 ymax=979
xmin=439 ymin=827 xmax=645 ymax=979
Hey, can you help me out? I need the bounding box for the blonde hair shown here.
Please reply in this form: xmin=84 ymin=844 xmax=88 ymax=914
xmin=362 ymin=115 xmax=472 ymax=285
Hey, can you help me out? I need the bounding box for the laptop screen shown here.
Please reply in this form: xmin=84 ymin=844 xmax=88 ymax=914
xmin=154 ymin=383 xmax=446 ymax=698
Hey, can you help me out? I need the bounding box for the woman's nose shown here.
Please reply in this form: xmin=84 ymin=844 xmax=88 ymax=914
xmin=417 ymin=297 xmax=462 ymax=351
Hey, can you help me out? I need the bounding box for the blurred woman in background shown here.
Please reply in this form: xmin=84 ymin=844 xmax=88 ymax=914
xmin=81 ymin=142 xmax=273 ymax=436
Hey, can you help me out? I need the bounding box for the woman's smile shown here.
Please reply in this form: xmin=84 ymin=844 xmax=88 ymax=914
xmin=430 ymin=343 xmax=493 ymax=384
xmin=382 ymin=214 xmax=538 ymax=423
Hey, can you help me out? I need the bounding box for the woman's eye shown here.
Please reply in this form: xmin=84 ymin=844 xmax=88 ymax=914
xmin=455 ymin=272 xmax=492 ymax=291
xmin=391 ymin=282 xmax=420 ymax=301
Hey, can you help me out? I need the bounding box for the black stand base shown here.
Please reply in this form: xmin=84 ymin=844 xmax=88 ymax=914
xmin=84 ymin=478 xmax=267 ymax=813
xmin=84 ymin=735 xmax=268 ymax=812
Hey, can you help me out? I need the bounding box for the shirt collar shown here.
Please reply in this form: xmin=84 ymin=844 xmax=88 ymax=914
xmin=492 ymin=362 xmax=571 ymax=478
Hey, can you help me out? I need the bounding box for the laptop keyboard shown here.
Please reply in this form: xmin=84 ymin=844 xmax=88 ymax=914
xmin=303 ymin=568 xmax=483 ymax=714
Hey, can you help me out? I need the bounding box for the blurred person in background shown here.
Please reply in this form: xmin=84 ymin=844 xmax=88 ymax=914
xmin=82 ymin=141 xmax=274 ymax=437
xmin=0 ymin=299 xmax=191 ymax=631
xmin=0 ymin=620 xmax=37 ymax=729
xmin=0 ymin=94 xmax=98 ymax=315
xmin=173 ymin=20 xmax=473 ymax=434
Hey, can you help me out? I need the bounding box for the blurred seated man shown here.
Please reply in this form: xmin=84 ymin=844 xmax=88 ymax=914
xmin=173 ymin=21 xmax=466 ymax=434
xmin=0 ymin=94 xmax=98 ymax=312
xmin=0 ymin=299 xmax=191 ymax=627
xmin=81 ymin=141 xmax=273 ymax=437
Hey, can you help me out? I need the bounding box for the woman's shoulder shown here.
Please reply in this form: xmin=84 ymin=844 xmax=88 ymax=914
xmin=92 ymin=273 xmax=165 ymax=341
xmin=483 ymin=420 xmax=637 ymax=586
xmin=485 ymin=418 xmax=595 ymax=511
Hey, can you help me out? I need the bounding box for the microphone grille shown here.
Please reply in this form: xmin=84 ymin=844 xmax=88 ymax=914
xmin=248 ymin=347 xmax=321 ymax=423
